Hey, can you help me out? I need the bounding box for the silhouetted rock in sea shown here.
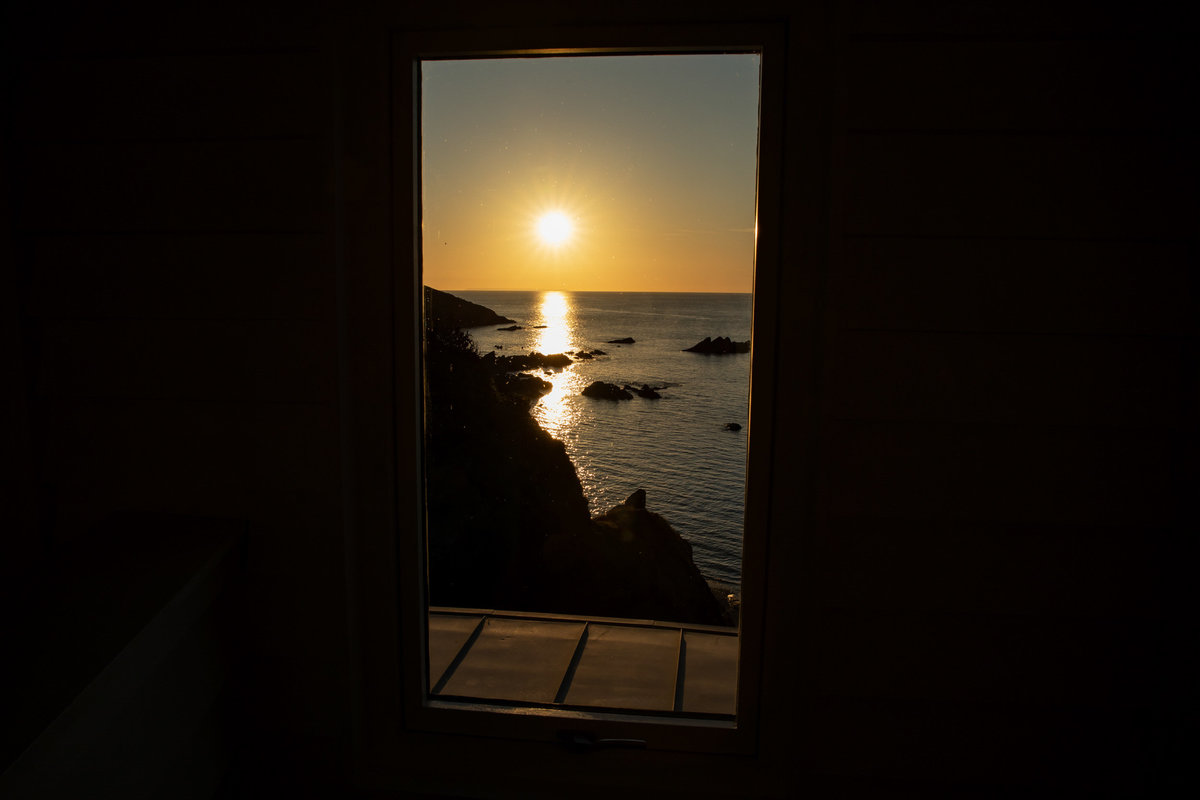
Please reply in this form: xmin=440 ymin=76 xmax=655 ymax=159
xmin=626 ymin=384 xmax=662 ymax=399
xmin=582 ymin=381 xmax=633 ymax=400
xmin=571 ymin=491 xmax=726 ymax=625
xmin=424 ymin=285 xmax=515 ymax=329
xmin=499 ymin=372 xmax=552 ymax=402
xmin=424 ymin=290 xmax=726 ymax=625
xmin=684 ymin=336 xmax=750 ymax=354
xmin=607 ymin=337 xmax=635 ymax=344
xmin=486 ymin=350 xmax=572 ymax=372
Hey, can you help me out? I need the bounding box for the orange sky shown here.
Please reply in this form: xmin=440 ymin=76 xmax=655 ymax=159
xmin=420 ymin=54 xmax=760 ymax=293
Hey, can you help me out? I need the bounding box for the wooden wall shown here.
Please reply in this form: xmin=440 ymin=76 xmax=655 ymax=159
xmin=4 ymin=1 xmax=349 ymax=791
xmin=797 ymin=1 xmax=1197 ymax=793
xmin=4 ymin=0 xmax=1195 ymax=795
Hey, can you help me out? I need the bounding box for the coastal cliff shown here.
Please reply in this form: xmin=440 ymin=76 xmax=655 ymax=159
xmin=424 ymin=290 xmax=727 ymax=625
xmin=424 ymin=285 xmax=516 ymax=329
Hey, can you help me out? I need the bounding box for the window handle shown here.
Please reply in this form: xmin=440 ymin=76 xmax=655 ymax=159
xmin=558 ymin=731 xmax=647 ymax=753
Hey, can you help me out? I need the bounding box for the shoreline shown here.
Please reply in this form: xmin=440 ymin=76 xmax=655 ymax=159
xmin=425 ymin=288 xmax=737 ymax=626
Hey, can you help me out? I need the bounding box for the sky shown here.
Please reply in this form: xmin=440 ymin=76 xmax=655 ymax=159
xmin=421 ymin=54 xmax=760 ymax=293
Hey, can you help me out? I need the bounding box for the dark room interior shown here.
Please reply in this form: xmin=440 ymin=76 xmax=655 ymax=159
xmin=2 ymin=1 xmax=1196 ymax=797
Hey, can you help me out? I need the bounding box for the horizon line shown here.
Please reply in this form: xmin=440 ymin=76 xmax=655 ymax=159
xmin=430 ymin=286 xmax=753 ymax=294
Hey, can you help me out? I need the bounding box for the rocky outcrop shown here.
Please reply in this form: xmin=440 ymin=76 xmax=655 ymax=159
xmin=424 ymin=291 xmax=729 ymax=625
xmin=582 ymin=381 xmax=633 ymax=400
xmin=499 ymin=372 xmax=553 ymax=403
xmin=485 ymin=350 xmax=573 ymax=372
xmin=560 ymin=490 xmax=726 ymax=625
xmin=684 ymin=336 xmax=750 ymax=354
xmin=625 ymin=384 xmax=663 ymax=399
xmin=606 ymin=337 xmax=635 ymax=344
xmin=424 ymin=286 xmax=515 ymax=329
xmin=424 ymin=326 xmax=592 ymax=612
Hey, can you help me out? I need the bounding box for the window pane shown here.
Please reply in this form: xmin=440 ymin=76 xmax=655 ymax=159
xmin=420 ymin=54 xmax=759 ymax=717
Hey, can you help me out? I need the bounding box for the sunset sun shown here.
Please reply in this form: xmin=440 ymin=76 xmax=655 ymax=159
xmin=535 ymin=211 xmax=573 ymax=246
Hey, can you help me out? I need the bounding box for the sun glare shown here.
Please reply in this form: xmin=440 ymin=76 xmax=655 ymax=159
xmin=535 ymin=211 xmax=573 ymax=246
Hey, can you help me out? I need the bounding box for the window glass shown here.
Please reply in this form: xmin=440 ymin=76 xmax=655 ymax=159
xmin=420 ymin=54 xmax=759 ymax=718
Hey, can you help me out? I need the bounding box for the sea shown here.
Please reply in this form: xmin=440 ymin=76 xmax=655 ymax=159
xmin=452 ymin=290 xmax=751 ymax=589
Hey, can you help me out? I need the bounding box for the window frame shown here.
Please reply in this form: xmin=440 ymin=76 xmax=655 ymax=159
xmin=399 ymin=23 xmax=783 ymax=754
xmin=344 ymin=16 xmax=795 ymax=791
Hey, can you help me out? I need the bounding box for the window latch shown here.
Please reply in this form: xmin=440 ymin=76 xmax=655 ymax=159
xmin=557 ymin=731 xmax=647 ymax=753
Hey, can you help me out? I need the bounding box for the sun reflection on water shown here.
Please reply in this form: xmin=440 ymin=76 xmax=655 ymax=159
xmin=533 ymin=291 xmax=572 ymax=355
xmin=530 ymin=291 xmax=583 ymax=438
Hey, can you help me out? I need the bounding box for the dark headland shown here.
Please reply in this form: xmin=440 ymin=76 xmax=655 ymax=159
xmin=424 ymin=285 xmax=515 ymax=329
xmin=424 ymin=288 xmax=730 ymax=625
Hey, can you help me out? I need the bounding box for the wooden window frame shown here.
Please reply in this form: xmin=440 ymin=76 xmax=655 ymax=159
xmin=343 ymin=15 xmax=804 ymax=795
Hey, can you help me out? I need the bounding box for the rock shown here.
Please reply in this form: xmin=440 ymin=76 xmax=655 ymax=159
xmin=424 ymin=286 xmax=516 ymax=329
xmin=683 ymin=336 xmax=750 ymax=354
xmin=724 ymin=422 xmax=742 ymax=431
xmin=574 ymin=351 xmax=593 ymax=360
xmin=587 ymin=500 xmax=726 ymax=625
xmin=425 ymin=326 xmax=729 ymax=626
xmin=606 ymin=337 xmax=635 ymax=344
xmin=497 ymin=324 xmax=523 ymax=331
xmin=623 ymin=383 xmax=664 ymax=399
xmin=490 ymin=351 xmax=573 ymax=372
xmin=500 ymin=372 xmax=553 ymax=402
xmin=636 ymin=384 xmax=661 ymax=399
xmin=423 ymin=324 xmax=593 ymax=613
xmin=707 ymin=582 xmax=741 ymax=627
xmin=590 ymin=349 xmax=607 ymax=356
xmin=582 ymin=381 xmax=633 ymax=400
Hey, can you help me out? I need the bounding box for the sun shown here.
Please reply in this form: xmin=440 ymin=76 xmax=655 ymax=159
xmin=535 ymin=211 xmax=573 ymax=246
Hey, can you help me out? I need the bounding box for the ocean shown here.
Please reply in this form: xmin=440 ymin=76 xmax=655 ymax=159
xmin=452 ymin=290 xmax=751 ymax=588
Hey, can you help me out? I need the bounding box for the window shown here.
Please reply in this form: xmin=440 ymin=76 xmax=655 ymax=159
xmin=420 ymin=51 xmax=757 ymax=720
xmin=346 ymin=16 xmax=794 ymax=794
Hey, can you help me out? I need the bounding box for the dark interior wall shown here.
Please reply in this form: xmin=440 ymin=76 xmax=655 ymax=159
xmin=3 ymin=0 xmax=1196 ymax=795
xmin=799 ymin=2 xmax=1197 ymax=793
xmin=3 ymin=0 xmax=348 ymax=788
